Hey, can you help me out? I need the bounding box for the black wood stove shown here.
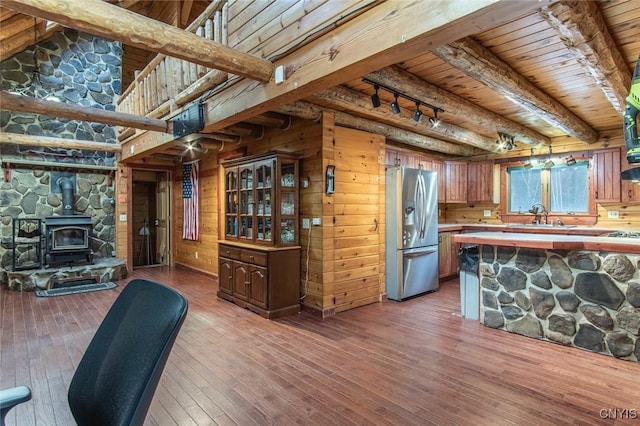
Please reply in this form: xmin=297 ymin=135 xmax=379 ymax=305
xmin=45 ymin=215 xmax=94 ymax=265
xmin=45 ymin=177 xmax=94 ymax=266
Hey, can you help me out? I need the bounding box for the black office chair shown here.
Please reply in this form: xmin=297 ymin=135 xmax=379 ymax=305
xmin=0 ymin=278 xmax=188 ymax=426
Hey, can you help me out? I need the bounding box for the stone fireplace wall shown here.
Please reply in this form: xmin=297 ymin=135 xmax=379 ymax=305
xmin=1 ymin=27 xmax=121 ymax=155
xmin=0 ymin=28 xmax=121 ymax=285
xmin=479 ymin=246 xmax=640 ymax=363
xmin=0 ymin=169 xmax=116 ymax=281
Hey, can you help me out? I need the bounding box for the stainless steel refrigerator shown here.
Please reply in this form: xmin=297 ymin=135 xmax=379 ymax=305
xmin=385 ymin=167 xmax=439 ymax=300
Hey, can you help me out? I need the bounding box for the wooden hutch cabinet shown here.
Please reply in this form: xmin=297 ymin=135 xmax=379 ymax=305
xmin=218 ymin=152 xmax=301 ymax=319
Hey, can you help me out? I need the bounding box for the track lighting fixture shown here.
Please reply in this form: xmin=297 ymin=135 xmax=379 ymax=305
xmin=413 ymin=102 xmax=423 ymax=122
xmin=361 ymin=78 xmax=444 ymax=123
xmin=371 ymin=85 xmax=381 ymax=108
xmin=390 ymin=93 xmax=401 ymax=114
xmin=566 ymin=155 xmax=577 ymax=166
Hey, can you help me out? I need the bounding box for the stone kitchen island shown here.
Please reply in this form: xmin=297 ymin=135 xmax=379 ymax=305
xmin=453 ymin=232 xmax=640 ymax=362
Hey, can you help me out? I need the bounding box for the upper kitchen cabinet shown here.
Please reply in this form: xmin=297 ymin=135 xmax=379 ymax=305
xmin=445 ymin=161 xmax=468 ymax=203
xmin=621 ymin=148 xmax=640 ymax=203
xmin=593 ymin=148 xmax=621 ymax=203
xmin=385 ymin=148 xmax=415 ymax=168
xmin=222 ymin=152 xmax=299 ymax=247
xmin=467 ymin=160 xmax=496 ymax=204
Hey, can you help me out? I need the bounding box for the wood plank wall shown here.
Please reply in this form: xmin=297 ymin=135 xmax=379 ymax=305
xmin=115 ymin=165 xmax=131 ymax=269
xmin=169 ymin=115 xmax=386 ymax=316
xmin=331 ymin=125 xmax=386 ymax=313
xmin=172 ymin=151 xmax=219 ymax=275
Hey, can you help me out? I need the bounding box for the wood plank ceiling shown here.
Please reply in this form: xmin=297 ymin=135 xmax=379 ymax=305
xmin=1 ymin=0 xmax=639 ymax=161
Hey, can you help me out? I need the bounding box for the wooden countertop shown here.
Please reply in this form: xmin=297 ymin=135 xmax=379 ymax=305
xmin=438 ymin=223 xmax=614 ymax=236
xmin=453 ymin=232 xmax=640 ymax=254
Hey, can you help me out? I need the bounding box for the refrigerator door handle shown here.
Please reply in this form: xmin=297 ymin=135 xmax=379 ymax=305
xmin=403 ymin=248 xmax=438 ymax=258
xmin=416 ymin=173 xmax=427 ymax=239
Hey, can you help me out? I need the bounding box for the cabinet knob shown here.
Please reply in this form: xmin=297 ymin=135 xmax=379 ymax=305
xmin=249 ymin=255 xmax=254 ymax=260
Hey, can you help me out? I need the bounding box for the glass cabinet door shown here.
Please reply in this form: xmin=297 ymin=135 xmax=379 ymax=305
xmin=239 ymin=166 xmax=254 ymax=242
xmin=279 ymin=161 xmax=298 ymax=245
xmin=225 ymin=168 xmax=238 ymax=238
xmin=255 ymin=161 xmax=273 ymax=242
xmin=223 ymin=153 xmax=298 ymax=247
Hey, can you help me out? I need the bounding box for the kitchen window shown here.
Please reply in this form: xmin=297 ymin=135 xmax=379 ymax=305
xmin=506 ymin=161 xmax=591 ymax=214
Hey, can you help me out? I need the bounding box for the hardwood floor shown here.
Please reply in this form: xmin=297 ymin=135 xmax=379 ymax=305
xmin=2 ymin=266 xmax=640 ymax=425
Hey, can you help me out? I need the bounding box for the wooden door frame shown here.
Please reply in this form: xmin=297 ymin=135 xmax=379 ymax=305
xmin=125 ymin=166 xmax=174 ymax=274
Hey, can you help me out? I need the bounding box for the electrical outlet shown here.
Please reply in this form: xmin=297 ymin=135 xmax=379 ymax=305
xmin=483 ymin=209 xmax=491 ymax=217
xmin=312 ymin=217 xmax=321 ymax=226
xmin=195 ymin=251 xmax=199 ymax=259
xmin=302 ymin=218 xmax=310 ymax=229
xmin=608 ymin=210 xmax=619 ymax=219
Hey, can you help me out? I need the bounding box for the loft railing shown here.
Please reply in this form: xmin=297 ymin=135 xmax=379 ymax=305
xmin=116 ymin=1 xmax=229 ymax=140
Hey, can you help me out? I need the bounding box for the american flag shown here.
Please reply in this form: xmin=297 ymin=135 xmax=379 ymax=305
xmin=182 ymin=160 xmax=199 ymax=240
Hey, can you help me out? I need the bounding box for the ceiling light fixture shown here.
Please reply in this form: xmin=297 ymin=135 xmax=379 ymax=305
xmin=413 ymin=102 xmax=423 ymax=122
xmin=361 ymin=78 xmax=444 ymax=123
xmin=497 ymin=132 xmax=516 ymax=151
xmin=371 ymin=85 xmax=381 ymax=108
xmin=8 ymin=18 xmax=62 ymax=102
xmin=390 ymin=93 xmax=401 ymax=114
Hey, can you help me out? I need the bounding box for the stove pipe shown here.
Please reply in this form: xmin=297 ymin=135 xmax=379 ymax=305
xmin=57 ymin=177 xmax=75 ymax=215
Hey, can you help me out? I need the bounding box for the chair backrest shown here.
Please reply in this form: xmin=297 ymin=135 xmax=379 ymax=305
xmin=67 ymin=279 xmax=188 ymax=426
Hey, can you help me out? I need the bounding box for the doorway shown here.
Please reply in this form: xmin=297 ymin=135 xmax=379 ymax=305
xmin=131 ymin=170 xmax=170 ymax=268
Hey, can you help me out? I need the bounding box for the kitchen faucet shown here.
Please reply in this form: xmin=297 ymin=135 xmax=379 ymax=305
xmin=528 ymin=203 xmax=548 ymax=225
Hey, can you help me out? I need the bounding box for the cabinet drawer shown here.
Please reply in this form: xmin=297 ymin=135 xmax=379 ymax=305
xmin=220 ymin=245 xmax=241 ymax=260
xmin=241 ymin=249 xmax=267 ymax=266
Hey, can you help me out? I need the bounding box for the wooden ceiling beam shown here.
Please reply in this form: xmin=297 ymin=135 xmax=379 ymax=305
xmin=1 ymin=91 xmax=169 ymax=132
xmin=0 ymin=131 xmax=121 ymax=152
xmin=274 ymin=101 xmax=475 ymax=157
xmin=365 ymin=66 xmax=550 ymax=147
xmin=311 ymin=85 xmax=501 ymax=153
xmin=122 ymin=0 xmax=546 ymax=160
xmin=244 ymin=112 xmax=292 ymax=129
xmin=1 ymin=0 xmax=273 ymax=82
xmin=199 ymin=2 xmax=544 ymax=131
xmin=433 ymin=37 xmax=599 ymax=143
xmin=538 ymin=0 xmax=631 ymax=115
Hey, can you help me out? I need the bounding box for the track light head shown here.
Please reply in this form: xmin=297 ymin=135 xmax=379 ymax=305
xmin=413 ymin=102 xmax=423 ymax=122
xmin=371 ymin=85 xmax=381 ymax=108
xmin=566 ymin=155 xmax=577 ymax=166
xmin=390 ymin=94 xmax=400 ymax=114
xmin=428 ymin=108 xmax=440 ymax=127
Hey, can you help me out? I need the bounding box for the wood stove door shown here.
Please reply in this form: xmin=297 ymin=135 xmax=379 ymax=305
xmin=155 ymin=172 xmax=170 ymax=265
